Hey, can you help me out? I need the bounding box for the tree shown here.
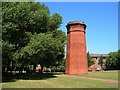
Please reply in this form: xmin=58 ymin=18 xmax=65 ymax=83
xmin=87 ymin=52 xmax=94 ymax=67
xmin=2 ymin=2 xmax=62 ymax=50
xmin=51 ymin=58 xmax=65 ymax=72
xmin=106 ymin=51 xmax=119 ymax=70
xmin=98 ymin=55 xmax=104 ymax=68
xmin=2 ymin=2 xmax=66 ymax=73
xmin=2 ymin=40 xmax=15 ymax=71
xmin=14 ymin=31 xmax=66 ymax=73
xmin=117 ymin=50 xmax=120 ymax=69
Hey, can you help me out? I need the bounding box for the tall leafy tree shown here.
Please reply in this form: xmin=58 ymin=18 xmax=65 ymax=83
xmin=2 ymin=2 xmax=66 ymax=73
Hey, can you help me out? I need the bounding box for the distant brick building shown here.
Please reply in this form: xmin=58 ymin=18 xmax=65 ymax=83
xmin=89 ymin=54 xmax=108 ymax=71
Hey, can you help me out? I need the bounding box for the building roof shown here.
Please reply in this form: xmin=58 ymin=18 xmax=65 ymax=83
xmin=90 ymin=54 xmax=108 ymax=58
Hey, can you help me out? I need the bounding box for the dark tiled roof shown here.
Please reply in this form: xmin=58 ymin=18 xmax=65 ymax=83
xmin=90 ymin=54 xmax=108 ymax=58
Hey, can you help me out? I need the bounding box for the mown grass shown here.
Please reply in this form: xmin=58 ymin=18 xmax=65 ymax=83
xmin=2 ymin=71 xmax=119 ymax=88
xmin=76 ymin=70 xmax=119 ymax=80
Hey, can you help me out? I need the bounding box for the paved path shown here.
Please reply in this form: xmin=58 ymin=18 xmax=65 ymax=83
xmin=69 ymin=75 xmax=119 ymax=84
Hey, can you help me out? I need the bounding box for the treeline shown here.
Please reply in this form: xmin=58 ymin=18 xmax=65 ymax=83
xmin=87 ymin=50 xmax=120 ymax=70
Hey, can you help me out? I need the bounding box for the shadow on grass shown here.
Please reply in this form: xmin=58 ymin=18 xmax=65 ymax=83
xmin=2 ymin=72 xmax=59 ymax=83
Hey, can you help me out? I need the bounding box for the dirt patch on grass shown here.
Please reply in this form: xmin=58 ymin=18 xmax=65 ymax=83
xmin=71 ymin=75 xmax=119 ymax=84
xmin=57 ymin=74 xmax=119 ymax=84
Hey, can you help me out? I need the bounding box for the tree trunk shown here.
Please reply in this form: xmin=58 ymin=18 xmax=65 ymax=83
xmin=40 ymin=66 xmax=43 ymax=74
xmin=33 ymin=64 xmax=36 ymax=73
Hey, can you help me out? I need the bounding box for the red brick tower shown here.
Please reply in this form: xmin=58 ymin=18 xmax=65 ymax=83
xmin=65 ymin=21 xmax=88 ymax=74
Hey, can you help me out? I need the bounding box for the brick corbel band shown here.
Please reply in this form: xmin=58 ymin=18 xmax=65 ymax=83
xmin=67 ymin=30 xmax=86 ymax=34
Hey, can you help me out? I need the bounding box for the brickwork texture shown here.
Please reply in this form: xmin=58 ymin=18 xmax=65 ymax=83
xmin=65 ymin=21 xmax=88 ymax=74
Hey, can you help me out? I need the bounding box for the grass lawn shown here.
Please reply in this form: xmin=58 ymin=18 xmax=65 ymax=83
xmin=76 ymin=70 xmax=119 ymax=80
xmin=2 ymin=71 xmax=119 ymax=88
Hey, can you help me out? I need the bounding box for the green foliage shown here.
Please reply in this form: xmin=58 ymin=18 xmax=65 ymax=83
xmin=2 ymin=40 xmax=15 ymax=67
xmin=51 ymin=58 xmax=65 ymax=72
xmin=2 ymin=2 xmax=66 ymax=72
xmin=2 ymin=2 xmax=62 ymax=49
xmin=87 ymin=52 xmax=94 ymax=67
xmin=106 ymin=50 xmax=120 ymax=70
xmin=98 ymin=55 xmax=104 ymax=66
xmin=117 ymin=50 xmax=120 ymax=64
xmin=49 ymin=13 xmax=62 ymax=30
xmin=14 ymin=31 xmax=66 ymax=70
xmin=2 ymin=2 xmax=50 ymax=49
